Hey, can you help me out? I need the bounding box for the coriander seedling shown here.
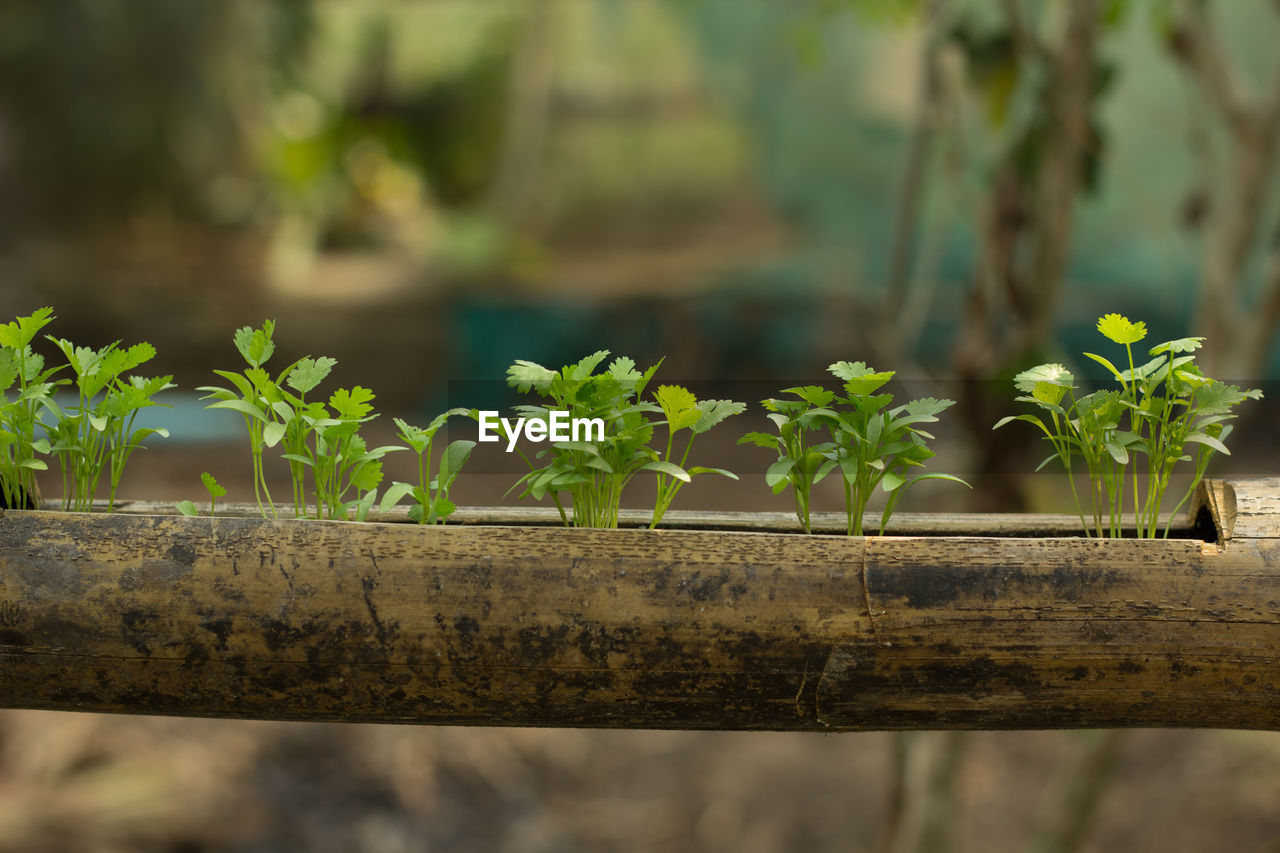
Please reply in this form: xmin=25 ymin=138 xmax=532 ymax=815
xmin=201 ymin=321 xmax=402 ymax=520
xmin=995 ymin=313 xmax=1262 ymax=537
xmin=43 ymin=336 xmax=174 ymax=511
xmin=198 ymin=320 xmax=284 ymax=517
xmin=283 ymin=385 xmax=404 ymax=521
xmin=379 ymin=408 xmax=476 ymax=524
xmin=505 ymin=351 xmax=743 ymax=528
xmin=742 ymin=362 xmax=968 ymax=534
xmin=176 ymin=472 xmax=228 ymax=518
xmin=0 ymin=307 xmax=59 ymax=508
xmin=648 ymin=385 xmax=743 ymax=528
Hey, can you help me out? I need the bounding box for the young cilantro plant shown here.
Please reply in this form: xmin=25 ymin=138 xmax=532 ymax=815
xmin=200 ymin=321 xmax=401 ymax=521
xmin=281 ymin=385 xmax=404 ymax=521
xmin=648 ymin=385 xmax=743 ymax=528
xmin=826 ymin=362 xmax=968 ymax=535
xmin=995 ymin=313 xmax=1262 ymax=538
xmin=378 ymin=409 xmax=476 ymax=524
xmin=198 ymin=320 xmax=284 ymax=517
xmin=739 ymin=386 xmax=839 ymax=534
xmin=741 ymin=362 xmax=968 ymax=535
xmin=42 ymin=336 xmax=173 ymax=511
xmin=505 ymin=351 xmax=742 ymax=528
xmin=177 ymin=472 xmax=227 ymax=518
xmin=274 ymin=355 xmax=338 ymax=517
xmin=0 ymin=307 xmax=59 ymax=508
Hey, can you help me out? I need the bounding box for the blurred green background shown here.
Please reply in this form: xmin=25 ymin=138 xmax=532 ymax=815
xmin=2 ymin=1 xmax=1280 ymax=851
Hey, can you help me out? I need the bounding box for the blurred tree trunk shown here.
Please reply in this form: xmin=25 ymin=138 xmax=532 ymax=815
xmin=886 ymin=0 xmax=949 ymax=328
xmin=951 ymin=0 xmax=1101 ymax=511
xmin=1168 ymin=0 xmax=1280 ymax=379
xmin=488 ymin=0 xmax=559 ymax=227
xmin=1031 ymin=730 xmax=1126 ymax=853
xmin=878 ymin=731 xmax=970 ymax=853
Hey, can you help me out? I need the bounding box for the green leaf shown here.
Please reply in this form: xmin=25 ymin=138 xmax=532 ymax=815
xmin=568 ymin=350 xmax=610 ymax=380
xmin=1185 ymin=432 xmax=1230 ymax=455
xmin=1104 ymin=438 xmax=1129 ymax=465
xmin=506 ymin=359 xmax=557 ymax=394
xmin=654 ymin=384 xmax=700 ymax=431
xmin=329 ymin=386 xmax=376 ymax=420
xmin=200 ymin=472 xmax=227 ymax=499
xmin=208 ymin=398 xmax=269 ymax=423
xmin=287 ymin=356 xmax=337 ymax=394
xmin=605 ymin=354 xmax=640 ymax=382
xmin=430 ymin=497 xmax=457 ymax=521
xmin=902 ymin=472 xmax=971 ymax=490
xmin=175 ymin=500 xmax=200 ymax=517
xmin=262 ymin=421 xmax=287 ymax=447
xmin=643 ymin=460 xmax=691 ymax=483
xmin=552 ymin=440 xmax=602 ymax=455
xmin=0 ymin=307 xmax=54 ymax=349
xmin=1013 ymin=363 xmax=1074 ymax=393
xmin=1150 ymin=337 xmax=1203 ymax=356
xmin=904 ymin=397 xmax=955 ymax=418
xmin=829 ymin=361 xmax=894 ymax=396
xmin=350 ymin=460 xmax=384 ymax=492
xmin=1031 ymin=382 xmax=1067 ymax=406
xmin=692 ymin=399 xmax=746 ymax=434
xmin=438 ymin=439 xmax=476 ymax=486
xmin=784 ymin=385 xmax=835 ymax=408
xmin=688 ymin=466 xmax=738 ymax=480
xmin=379 ymin=481 xmax=415 ymax=513
xmin=881 ymin=471 xmax=906 ymax=492
xmin=233 ymin=320 xmax=276 ymax=368
xmin=1082 ymin=351 xmax=1125 ymax=382
xmin=1119 ymin=356 xmax=1165 ymax=383
xmin=583 ymin=455 xmax=614 ymax=474
xmin=765 ymin=458 xmax=796 ymax=488
xmin=1096 ymin=313 xmax=1146 ymax=345
xmin=354 ymin=490 xmax=378 ymax=522
xmin=738 ymin=431 xmax=779 ymax=449
xmin=102 ymin=341 xmax=155 ymax=378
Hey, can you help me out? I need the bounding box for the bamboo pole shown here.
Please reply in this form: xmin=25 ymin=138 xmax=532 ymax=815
xmin=0 ymin=479 xmax=1276 ymax=730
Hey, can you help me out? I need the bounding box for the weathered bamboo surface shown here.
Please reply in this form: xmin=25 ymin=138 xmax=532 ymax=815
xmin=107 ymin=500 xmax=1199 ymax=538
xmin=0 ymin=478 xmax=1277 ymax=731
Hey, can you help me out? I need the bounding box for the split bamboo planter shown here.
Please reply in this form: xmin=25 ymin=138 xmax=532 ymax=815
xmin=1 ymin=477 xmax=1277 ymax=731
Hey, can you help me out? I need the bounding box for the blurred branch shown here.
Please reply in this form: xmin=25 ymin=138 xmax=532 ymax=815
xmin=1168 ymin=0 xmax=1280 ymax=376
xmin=1168 ymin=0 xmax=1247 ymax=132
xmin=886 ymin=0 xmax=949 ymax=325
xmin=1026 ymin=0 xmax=1098 ymax=346
xmin=487 ymin=0 xmax=558 ymax=226
xmin=1252 ymin=229 xmax=1280 ymax=371
xmin=876 ymin=732 xmax=911 ymax=853
xmin=884 ymin=731 xmax=970 ymax=853
xmin=999 ymin=0 xmax=1038 ymax=60
xmin=1030 ymin=729 xmax=1126 ymax=853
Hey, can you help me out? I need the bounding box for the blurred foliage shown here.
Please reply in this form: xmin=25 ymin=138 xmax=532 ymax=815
xmin=0 ymin=0 xmax=1278 ymax=373
xmin=0 ymin=0 xmax=314 ymax=232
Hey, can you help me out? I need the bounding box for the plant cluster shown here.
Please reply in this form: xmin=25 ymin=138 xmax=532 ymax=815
xmin=995 ymin=313 xmax=1262 ymax=538
xmin=196 ymin=320 xmax=405 ymax=521
xmin=741 ymin=361 xmax=968 ymax=534
xmin=379 ymin=410 xmax=476 ymax=525
xmin=3 ymin=307 xmax=1262 ymax=538
xmin=0 ymin=308 xmax=172 ymax=511
xmin=504 ymin=351 xmax=744 ymax=528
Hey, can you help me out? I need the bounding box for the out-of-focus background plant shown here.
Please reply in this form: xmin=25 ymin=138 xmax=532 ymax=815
xmin=2 ymin=1 xmax=1280 ymax=850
